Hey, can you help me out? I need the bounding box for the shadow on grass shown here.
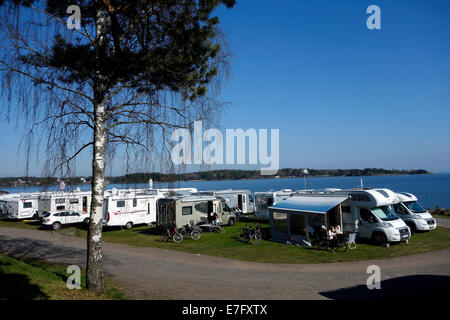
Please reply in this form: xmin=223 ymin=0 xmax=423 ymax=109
xmin=0 ymin=261 xmax=49 ymax=300
xmin=320 ymin=275 xmax=450 ymax=300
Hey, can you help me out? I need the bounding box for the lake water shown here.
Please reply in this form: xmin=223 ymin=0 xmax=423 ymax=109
xmin=2 ymin=173 xmax=450 ymax=209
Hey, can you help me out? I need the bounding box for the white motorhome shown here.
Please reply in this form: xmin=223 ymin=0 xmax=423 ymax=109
xmin=291 ymin=188 xmax=411 ymax=246
xmin=157 ymin=195 xmax=236 ymax=228
xmin=195 ymin=189 xmax=255 ymax=215
xmin=254 ymin=189 xmax=293 ymax=220
xmin=5 ymin=193 xmax=40 ymax=219
xmin=103 ymin=188 xmax=166 ymax=229
xmin=37 ymin=190 xmax=92 ymax=218
xmin=392 ymin=192 xmax=436 ymax=233
xmin=0 ymin=193 xmax=20 ymax=216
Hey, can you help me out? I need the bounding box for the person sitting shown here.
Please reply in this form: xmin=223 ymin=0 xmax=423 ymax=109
xmin=335 ymin=225 xmax=343 ymax=235
xmin=328 ymin=226 xmax=337 ymax=240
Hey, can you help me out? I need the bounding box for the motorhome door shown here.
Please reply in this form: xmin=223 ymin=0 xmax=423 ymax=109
xmin=358 ymin=208 xmax=376 ymax=239
xmin=241 ymin=194 xmax=247 ymax=213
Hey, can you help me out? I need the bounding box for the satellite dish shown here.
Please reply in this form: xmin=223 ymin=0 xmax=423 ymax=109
xmin=59 ymin=180 xmax=65 ymax=192
xmin=149 ymin=179 xmax=153 ymax=189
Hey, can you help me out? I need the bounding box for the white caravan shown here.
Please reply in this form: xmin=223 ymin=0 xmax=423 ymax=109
xmin=254 ymin=189 xmax=294 ymax=220
xmin=195 ymin=189 xmax=255 ymax=215
xmin=37 ymin=190 xmax=92 ymax=218
xmin=292 ymin=188 xmax=411 ymax=246
xmin=5 ymin=193 xmax=40 ymax=219
xmin=392 ymin=192 xmax=436 ymax=233
xmin=103 ymin=188 xmax=166 ymax=229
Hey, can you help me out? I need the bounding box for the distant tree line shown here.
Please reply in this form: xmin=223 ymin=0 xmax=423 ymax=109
xmin=0 ymin=168 xmax=429 ymax=189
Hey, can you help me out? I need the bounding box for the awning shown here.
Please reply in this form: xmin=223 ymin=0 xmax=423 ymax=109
xmin=268 ymin=195 xmax=349 ymax=214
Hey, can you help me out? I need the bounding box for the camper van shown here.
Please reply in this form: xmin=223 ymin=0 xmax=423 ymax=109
xmin=254 ymin=189 xmax=294 ymax=220
xmin=5 ymin=193 xmax=40 ymax=220
xmin=37 ymin=190 xmax=92 ymax=218
xmin=393 ymin=192 xmax=436 ymax=233
xmin=195 ymin=189 xmax=254 ymax=215
xmin=288 ymin=188 xmax=411 ymax=246
xmin=0 ymin=193 xmax=20 ymax=216
xmin=157 ymin=195 xmax=236 ymax=229
xmin=103 ymin=188 xmax=166 ymax=229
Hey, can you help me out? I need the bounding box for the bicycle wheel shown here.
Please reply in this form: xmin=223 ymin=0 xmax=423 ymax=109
xmin=160 ymin=230 xmax=169 ymax=242
xmin=237 ymin=228 xmax=246 ymax=240
xmin=191 ymin=230 xmax=202 ymax=240
xmin=172 ymin=232 xmax=183 ymax=243
xmin=250 ymin=233 xmax=261 ymax=245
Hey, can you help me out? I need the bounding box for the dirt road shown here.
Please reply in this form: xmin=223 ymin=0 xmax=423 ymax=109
xmin=1 ymin=226 xmax=449 ymax=299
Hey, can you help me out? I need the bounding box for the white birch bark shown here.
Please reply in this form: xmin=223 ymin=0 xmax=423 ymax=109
xmin=86 ymin=4 xmax=108 ymax=294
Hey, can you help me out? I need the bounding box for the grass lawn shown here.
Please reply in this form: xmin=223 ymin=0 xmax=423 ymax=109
xmin=0 ymin=253 xmax=126 ymax=300
xmin=1 ymin=218 xmax=450 ymax=264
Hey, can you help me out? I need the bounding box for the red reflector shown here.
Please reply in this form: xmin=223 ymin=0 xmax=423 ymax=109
xmin=107 ymin=212 xmax=110 ymax=222
xmin=46 ymin=219 xmax=50 ymax=221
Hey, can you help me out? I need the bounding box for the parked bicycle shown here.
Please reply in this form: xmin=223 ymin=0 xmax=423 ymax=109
xmin=179 ymin=222 xmax=203 ymax=240
xmin=160 ymin=225 xmax=183 ymax=243
xmin=197 ymin=223 xmax=225 ymax=234
xmin=237 ymin=223 xmax=262 ymax=245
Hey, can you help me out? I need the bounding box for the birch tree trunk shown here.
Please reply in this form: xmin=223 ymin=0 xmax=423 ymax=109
xmin=86 ymin=4 xmax=107 ymax=294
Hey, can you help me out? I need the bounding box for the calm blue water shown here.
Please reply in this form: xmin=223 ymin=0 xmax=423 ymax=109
xmin=3 ymin=174 xmax=450 ymax=209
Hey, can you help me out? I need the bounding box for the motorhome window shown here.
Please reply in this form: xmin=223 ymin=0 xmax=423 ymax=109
xmin=351 ymin=194 xmax=370 ymax=202
xmin=182 ymin=206 xmax=192 ymax=216
xmin=375 ymin=190 xmax=390 ymax=198
xmin=23 ymin=202 xmax=32 ymax=208
xmin=273 ymin=212 xmax=288 ymax=233
xmin=221 ymin=202 xmax=231 ymax=212
xmin=117 ymin=201 xmax=126 ymax=208
xmin=267 ymin=198 xmax=274 ymax=206
xmin=194 ymin=202 xmax=208 ymax=214
xmin=359 ymin=208 xmax=373 ymax=222
xmin=56 ymin=205 xmax=65 ymax=210
xmin=393 ymin=204 xmax=407 ymax=215
xmin=371 ymin=206 xmax=398 ymax=221
xmin=69 ymin=199 xmax=79 ymax=204
xmin=403 ymin=201 xmax=426 ymax=213
xmin=249 ymin=195 xmax=254 ymax=203
xmin=55 ymin=198 xmax=66 ymax=204
xmin=133 ymin=199 xmax=137 ymax=207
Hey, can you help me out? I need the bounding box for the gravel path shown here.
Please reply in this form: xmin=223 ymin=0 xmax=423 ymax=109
xmin=1 ymin=226 xmax=449 ymax=299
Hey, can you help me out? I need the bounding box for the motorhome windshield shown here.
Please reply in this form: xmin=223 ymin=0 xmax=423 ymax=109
xmin=371 ymin=206 xmax=398 ymax=221
xmin=403 ymin=201 xmax=427 ymax=213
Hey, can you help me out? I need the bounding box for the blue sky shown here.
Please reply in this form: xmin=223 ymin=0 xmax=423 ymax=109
xmin=1 ymin=0 xmax=449 ymax=176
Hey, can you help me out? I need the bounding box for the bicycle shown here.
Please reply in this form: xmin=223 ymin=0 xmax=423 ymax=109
xmin=160 ymin=226 xmax=184 ymax=243
xmin=179 ymin=222 xmax=203 ymax=240
xmin=237 ymin=224 xmax=262 ymax=245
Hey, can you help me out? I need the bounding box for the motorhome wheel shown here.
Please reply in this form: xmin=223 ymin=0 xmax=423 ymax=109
xmin=125 ymin=222 xmax=133 ymax=229
xmin=373 ymin=232 xmax=388 ymax=246
xmin=228 ymin=218 xmax=235 ymax=226
xmin=83 ymin=218 xmax=90 ymax=224
xmin=407 ymin=222 xmax=416 ymax=235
